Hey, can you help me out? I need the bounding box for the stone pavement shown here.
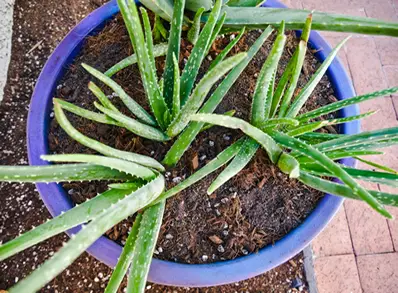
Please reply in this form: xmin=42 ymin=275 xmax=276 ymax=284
xmin=281 ymin=0 xmax=398 ymax=292
xmin=0 ymin=0 xmax=14 ymax=103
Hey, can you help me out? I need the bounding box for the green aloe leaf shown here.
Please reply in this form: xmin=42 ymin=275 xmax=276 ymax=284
xmin=208 ymin=27 xmax=245 ymax=71
xmin=217 ymin=7 xmax=398 ymax=37
xmin=285 ymin=37 xmax=349 ymax=118
xmin=8 ymin=175 xmax=164 ymax=293
xmin=303 ymin=165 xmax=398 ymax=188
xmin=297 ymin=111 xmax=377 ymax=130
xmin=297 ymin=87 xmax=398 ymax=123
xmin=82 ymin=63 xmax=156 ymax=126
xmin=314 ymin=127 xmax=398 ymax=153
xmin=172 ymin=53 xmax=181 ymax=117
xmin=180 ymin=0 xmax=222 ymax=106
xmin=298 ymin=132 xmax=342 ymax=143
xmin=42 ymin=154 xmax=156 ymax=180
xmin=299 ymin=172 xmax=398 ymax=207
xmin=153 ymin=138 xmax=245 ymax=204
xmin=268 ymin=69 xmax=276 ymax=105
xmin=118 ymin=0 xmax=170 ymax=129
xmin=186 ymin=0 xmax=213 ymax=11
xmin=166 ymin=53 xmax=247 ymax=137
xmin=270 ymin=53 xmax=295 ymax=118
xmin=278 ymin=152 xmax=300 ymax=178
xmin=94 ymin=102 xmax=170 ymax=142
xmin=260 ymin=117 xmax=300 ymax=129
xmin=200 ymin=109 xmax=236 ymax=132
xmin=88 ymin=82 xmax=120 ymax=112
xmin=0 ymin=188 xmax=134 ymax=262
xmin=344 ymin=138 xmax=398 ymax=152
xmin=154 ymin=14 xmax=169 ymax=40
xmin=226 ymin=0 xmax=266 ymax=7
xmin=276 ymin=14 xmax=312 ymax=117
xmin=54 ymin=98 xmax=119 ymax=126
xmin=108 ymin=182 xmax=144 ymax=190
xmin=286 ymin=121 xmax=328 ymax=137
xmin=140 ymin=7 xmax=157 ymax=79
xmin=105 ymin=43 xmax=168 ymax=77
xmin=208 ymin=138 xmax=258 ymax=194
xmin=354 ymin=157 xmax=398 ymax=174
xmin=190 ymin=114 xmax=282 ymax=163
xmin=127 ymin=202 xmax=165 ymax=293
xmin=297 ymin=150 xmax=383 ymax=163
xmin=269 ymin=130 xmax=392 ymax=218
xmin=162 ymin=27 xmax=273 ymax=166
xmin=190 ymin=114 xmax=302 ymax=179
xmin=0 ymin=164 xmax=131 ymax=183
xmin=188 ymin=7 xmax=205 ymax=45
xmin=158 ymin=78 xmax=165 ymax=94
xmin=104 ymin=213 xmax=143 ymax=293
xmin=54 ymin=100 xmax=165 ymax=171
xmin=163 ymin=0 xmax=185 ymax=107
xmin=259 ymin=118 xmax=299 ymax=129
xmin=205 ymin=12 xmax=227 ymax=55
xmin=139 ymin=0 xmax=174 ymax=21
xmin=251 ymin=21 xmax=286 ymax=125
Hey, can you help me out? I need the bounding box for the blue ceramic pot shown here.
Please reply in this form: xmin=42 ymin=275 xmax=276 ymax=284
xmin=27 ymin=0 xmax=359 ymax=287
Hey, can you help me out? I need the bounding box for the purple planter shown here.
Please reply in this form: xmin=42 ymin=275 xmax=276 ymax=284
xmin=27 ymin=0 xmax=359 ymax=287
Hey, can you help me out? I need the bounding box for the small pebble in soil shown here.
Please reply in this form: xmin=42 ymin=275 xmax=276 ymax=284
xmin=68 ymin=189 xmax=74 ymax=195
xmin=241 ymin=248 xmax=249 ymax=255
xmin=200 ymin=155 xmax=207 ymax=161
xmin=217 ymin=245 xmax=225 ymax=253
xmin=209 ymin=140 xmax=214 ymax=146
xmin=223 ymin=134 xmax=231 ymax=141
xmin=165 ymin=234 xmax=173 ymax=240
xmin=172 ymin=177 xmax=182 ymax=183
xmin=291 ymin=277 xmax=304 ymax=288
xmin=201 ymin=255 xmax=208 ymax=262
xmin=207 ymin=55 xmax=213 ymax=61
xmin=158 ymin=246 xmax=163 ymax=253
xmin=222 ymin=230 xmax=229 ymax=236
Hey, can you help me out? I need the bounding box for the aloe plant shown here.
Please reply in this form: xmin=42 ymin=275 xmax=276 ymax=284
xmin=136 ymin=0 xmax=398 ymax=37
xmin=2 ymin=0 xmax=398 ymax=291
xmin=187 ymin=12 xmax=398 ymax=219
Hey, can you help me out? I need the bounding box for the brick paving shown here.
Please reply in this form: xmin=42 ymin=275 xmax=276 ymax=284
xmin=280 ymin=0 xmax=398 ymax=292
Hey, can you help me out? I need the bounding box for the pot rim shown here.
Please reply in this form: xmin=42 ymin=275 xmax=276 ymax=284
xmin=27 ymin=0 xmax=359 ymax=287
